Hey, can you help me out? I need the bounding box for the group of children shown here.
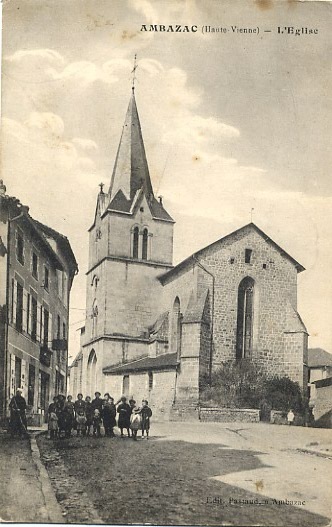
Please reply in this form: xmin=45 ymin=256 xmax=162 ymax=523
xmin=47 ymin=392 xmax=152 ymax=440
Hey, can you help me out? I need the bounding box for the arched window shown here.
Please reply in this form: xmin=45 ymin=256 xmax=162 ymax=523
xmin=236 ymin=277 xmax=255 ymax=360
xmin=171 ymin=297 xmax=182 ymax=359
xmin=142 ymin=228 xmax=148 ymax=260
xmin=122 ymin=375 xmax=129 ymax=395
xmin=92 ymin=300 xmax=98 ymax=337
xmin=133 ymin=227 xmax=139 ymax=259
xmin=87 ymin=349 xmax=97 ymax=397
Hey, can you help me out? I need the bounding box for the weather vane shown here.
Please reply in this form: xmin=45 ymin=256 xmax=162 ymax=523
xmin=131 ymin=54 xmax=138 ymax=91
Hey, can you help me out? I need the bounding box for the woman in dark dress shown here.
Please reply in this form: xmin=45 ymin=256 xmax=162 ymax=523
xmin=64 ymin=395 xmax=75 ymax=435
xmin=117 ymin=396 xmax=131 ymax=437
xmin=9 ymin=389 xmax=28 ymax=438
xmin=102 ymin=393 xmax=116 ymax=437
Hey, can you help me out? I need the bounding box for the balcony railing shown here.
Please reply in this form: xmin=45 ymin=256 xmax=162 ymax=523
xmin=52 ymin=339 xmax=68 ymax=351
xmin=40 ymin=344 xmax=52 ymax=367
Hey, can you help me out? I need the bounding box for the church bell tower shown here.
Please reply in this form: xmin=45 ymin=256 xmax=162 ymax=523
xmin=82 ymin=87 xmax=175 ymax=393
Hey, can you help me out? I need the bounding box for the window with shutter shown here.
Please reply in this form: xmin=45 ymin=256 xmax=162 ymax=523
xmin=10 ymin=355 xmax=16 ymax=398
xmin=31 ymin=297 xmax=38 ymax=341
xmin=43 ymin=308 xmax=49 ymax=346
xmin=26 ymin=293 xmax=31 ymax=334
xmin=48 ymin=312 xmax=53 ymax=348
xmin=16 ymin=283 xmax=23 ymax=332
xmin=21 ymin=359 xmax=27 ymax=397
xmin=12 ymin=279 xmax=17 ymax=325
xmin=22 ymin=290 xmax=28 ymax=333
xmin=37 ymin=303 xmax=42 ymax=343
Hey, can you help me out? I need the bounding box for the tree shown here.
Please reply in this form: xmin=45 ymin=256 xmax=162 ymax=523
xmin=200 ymin=361 xmax=305 ymax=415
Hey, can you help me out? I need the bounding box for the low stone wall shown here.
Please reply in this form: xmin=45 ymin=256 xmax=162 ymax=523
xmin=270 ymin=410 xmax=287 ymax=425
xmin=199 ymin=407 xmax=260 ymax=423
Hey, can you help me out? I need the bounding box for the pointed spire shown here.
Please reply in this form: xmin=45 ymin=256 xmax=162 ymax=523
xmin=108 ymin=91 xmax=154 ymax=202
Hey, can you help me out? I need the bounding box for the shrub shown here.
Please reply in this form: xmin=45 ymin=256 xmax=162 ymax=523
xmin=200 ymin=361 xmax=305 ymax=414
xmin=200 ymin=360 xmax=266 ymax=408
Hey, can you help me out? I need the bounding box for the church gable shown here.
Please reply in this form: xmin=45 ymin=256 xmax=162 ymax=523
xmin=160 ymin=223 xmax=304 ymax=285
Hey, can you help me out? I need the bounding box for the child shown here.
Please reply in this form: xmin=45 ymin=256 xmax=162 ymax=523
xmin=129 ymin=400 xmax=142 ymax=441
xmin=92 ymin=408 xmax=102 ymax=437
xmin=76 ymin=409 xmax=87 ymax=436
xmin=141 ymin=400 xmax=152 ymax=439
xmin=48 ymin=411 xmax=58 ymax=439
xmin=85 ymin=396 xmax=93 ymax=436
xmin=48 ymin=396 xmax=59 ymax=440
xmin=287 ymin=409 xmax=295 ymax=426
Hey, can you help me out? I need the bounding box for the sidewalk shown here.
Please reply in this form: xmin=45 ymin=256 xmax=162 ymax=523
xmin=0 ymin=429 xmax=63 ymax=523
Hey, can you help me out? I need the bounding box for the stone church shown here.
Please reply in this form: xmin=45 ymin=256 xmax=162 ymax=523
xmin=69 ymin=89 xmax=308 ymax=419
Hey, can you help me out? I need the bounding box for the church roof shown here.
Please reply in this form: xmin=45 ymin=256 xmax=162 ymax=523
xmin=69 ymin=350 xmax=83 ymax=368
xmin=308 ymin=348 xmax=332 ymax=368
xmin=108 ymin=188 xmax=174 ymax=222
xmin=99 ymin=90 xmax=174 ymax=223
xmin=103 ymin=352 xmax=178 ymax=374
xmin=108 ymin=91 xmax=153 ymax=202
xmin=159 ymin=223 xmax=305 ymax=284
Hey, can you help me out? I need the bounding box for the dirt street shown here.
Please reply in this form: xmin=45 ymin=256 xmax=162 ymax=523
xmin=36 ymin=421 xmax=332 ymax=526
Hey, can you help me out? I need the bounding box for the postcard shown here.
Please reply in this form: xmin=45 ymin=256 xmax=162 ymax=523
xmin=0 ymin=1 xmax=331 ymax=526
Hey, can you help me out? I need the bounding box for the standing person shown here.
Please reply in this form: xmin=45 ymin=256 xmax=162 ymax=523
xmin=117 ymin=396 xmax=131 ymax=438
xmin=9 ymin=389 xmax=28 ymax=438
xmin=92 ymin=409 xmax=102 ymax=437
xmin=141 ymin=400 xmax=152 ymax=439
xmin=287 ymin=409 xmax=295 ymax=426
xmin=91 ymin=392 xmax=103 ymax=413
xmin=64 ymin=395 xmax=75 ymax=436
xmin=129 ymin=400 xmax=142 ymax=441
xmin=47 ymin=396 xmax=59 ymax=440
xmin=74 ymin=393 xmax=86 ymax=415
xmin=75 ymin=394 xmax=87 ymax=437
xmin=102 ymin=393 xmax=116 ymax=437
xmin=85 ymin=396 xmax=93 ymax=436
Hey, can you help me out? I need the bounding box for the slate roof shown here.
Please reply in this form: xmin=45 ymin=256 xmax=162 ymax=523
xmin=109 ymin=92 xmax=153 ymax=202
xmin=108 ymin=189 xmax=174 ymax=222
xmin=313 ymin=376 xmax=332 ymax=388
xmin=69 ymin=350 xmax=83 ymax=368
xmin=33 ymin=219 xmax=78 ymax=276
xmin=103 ymin=352 xmax=178 ymax=374
xmin=159 ymin=222 xmax=305 ymax=284
xmin=308 ymin=348 xmax=332 ymax=368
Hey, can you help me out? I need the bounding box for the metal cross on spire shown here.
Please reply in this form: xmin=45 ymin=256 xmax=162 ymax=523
xmin=99 ymin=182 xmax=104 ymax=194
xmin=131 ymin=54 xmax=138 ymax=92
xmin=250 ymin=207 xmax=254 ymax=222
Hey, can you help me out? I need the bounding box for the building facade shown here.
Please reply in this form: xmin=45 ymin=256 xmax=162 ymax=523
xmin=69 ymin=91 xmax=308 ymax=419
xmin=307 ymin=347 xmax=332 ymax=402
xmin=0 ymin=181 xmax=78 ymax=423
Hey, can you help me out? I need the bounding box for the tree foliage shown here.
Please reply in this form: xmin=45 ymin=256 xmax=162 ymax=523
xmin=200 ymin=360 xmax=305 ymax=413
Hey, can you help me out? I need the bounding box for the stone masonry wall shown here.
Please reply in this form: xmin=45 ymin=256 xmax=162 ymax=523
xmin=104 ymin=369 xmax=176 ymax=421
xmin=314 ymin=384 xmax=332 ymax=427
xmin=199 ymin=407 xmax=260 ymax=423
xmin=196 ymin=227 xmax=305 ymax=386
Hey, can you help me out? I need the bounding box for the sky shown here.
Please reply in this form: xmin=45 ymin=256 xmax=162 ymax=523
xmin=1 ymin=0 xmax=331 ymax=359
